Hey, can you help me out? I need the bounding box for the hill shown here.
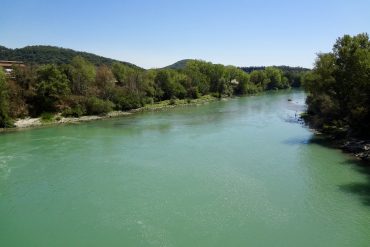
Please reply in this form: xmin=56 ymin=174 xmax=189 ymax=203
xmin=164 ymin=59 xmax=196 ymax=69
xmin=0 ymin=45 xmax=141 ymax=69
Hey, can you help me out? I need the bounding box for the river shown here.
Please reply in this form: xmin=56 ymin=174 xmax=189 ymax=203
xmin=0 ymin=90 xmax=369 ymax=246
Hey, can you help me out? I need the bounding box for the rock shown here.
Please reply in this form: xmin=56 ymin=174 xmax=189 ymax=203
xmin=340 ymin=139 xmax=370 ymax=162
xmin=356 ymin=151 xmax=370 ymax=162
xmin=341 ymin=140 xmax=367 ymax=153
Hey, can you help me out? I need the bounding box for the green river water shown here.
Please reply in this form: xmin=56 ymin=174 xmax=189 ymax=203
xmin=0 ymin=90 xmax=369 ymax=246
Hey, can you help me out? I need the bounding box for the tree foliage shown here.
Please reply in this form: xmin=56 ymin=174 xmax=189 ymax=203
xmin=35 ymin=64 xmax=71 ymax=113
xmin=69 ymin=56 xmax=96 ymax=95
xmin=1 ymin=54 xmax=299 ymax=127
xmin=0 ymin=69 xmax=13 ymax=127
xmin=304 ymin=33 xmax=370 ymax=137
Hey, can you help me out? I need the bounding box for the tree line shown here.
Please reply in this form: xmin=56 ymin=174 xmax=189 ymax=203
xmin=303 ymin=33 xmax=370 ymax=138
xmin=0 ymin=57 xmax=306 ymax=127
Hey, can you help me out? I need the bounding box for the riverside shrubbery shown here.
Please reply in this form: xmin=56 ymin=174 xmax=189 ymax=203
xmin=1 ymin=55 xmax=306 ymax=127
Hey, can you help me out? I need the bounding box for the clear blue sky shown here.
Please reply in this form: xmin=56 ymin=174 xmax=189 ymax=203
xmin=1 ymin=0 xmax=369 ymax=69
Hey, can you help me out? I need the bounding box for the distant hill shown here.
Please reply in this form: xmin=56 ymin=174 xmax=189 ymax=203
xmin=0 ymin=45 xmax=142 ymax=69
xmin=165 ymin=59 xmax=196 ymax=69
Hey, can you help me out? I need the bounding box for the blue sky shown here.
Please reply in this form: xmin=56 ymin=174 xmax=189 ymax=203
xmin=1 ymin=0 xmax=369 ymax=68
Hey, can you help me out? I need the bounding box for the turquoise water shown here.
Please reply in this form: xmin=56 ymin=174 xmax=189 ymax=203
xmin=0 ymin=90 xmax=369 ymax=246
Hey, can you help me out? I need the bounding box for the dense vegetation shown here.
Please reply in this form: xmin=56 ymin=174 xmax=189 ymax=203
xmin=0 ymin=45 xmax=140 ymax=68
xmin=0 ymin=69 xmax=12 ymax=127
xmin=303 ymin=33 xmax=370 ymax=138
xmin=0 ymin=52 xmax=306 ymax=127
xmin=167 ymin=60 xmax=309 ymax=88
xmin=240 ymin=66 xmax=310 ymax=88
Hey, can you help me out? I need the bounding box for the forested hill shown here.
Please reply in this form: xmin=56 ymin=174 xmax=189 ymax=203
xmin=165 ymin=59 xmax=195 ymax=69
xmin=0 ymin=45 xmax=141 ymax=69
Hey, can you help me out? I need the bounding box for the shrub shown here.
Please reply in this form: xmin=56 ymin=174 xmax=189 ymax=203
xmin=85 ymin=97 xmax=114 ymax=115
xmin=112 ymin=89 xmax=144 ymax=111
xmin=62 ymin=105 xmax=86 ymax=117
xmin=40 ymin=112 xmax=54 ymax=122
xmin=187 ymin=87 xmax=200 ymax=99
xmin=60 ymin=95 xmax=87 ymax=117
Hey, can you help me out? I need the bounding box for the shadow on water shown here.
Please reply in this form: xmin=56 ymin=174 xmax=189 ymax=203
xmin=338 ymin=159 xmax=370 ymax=207
xmin=283 ymin=134 xmax=346 ymax=148
xmin=308 ymin=135 xmax=370 ymax=207
xmin=283 ymin=134 xmax=370 ymax=207
xmin=282 ymin=137 xmax=310 ymax=145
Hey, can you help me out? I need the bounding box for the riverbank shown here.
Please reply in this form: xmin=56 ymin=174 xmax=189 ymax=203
xmin=1 ymin=95 xmax=217 ymax=131
xmin=341 ymin=139 xmax=370 ymax=162
xmin=307 ymin=130 xmax=370 ymax=163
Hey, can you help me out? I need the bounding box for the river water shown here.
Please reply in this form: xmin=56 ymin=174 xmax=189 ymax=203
xmin=0 ymin=90 xmax=369 ymax=246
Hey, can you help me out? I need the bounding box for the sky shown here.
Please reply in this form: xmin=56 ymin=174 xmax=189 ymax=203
xmin=1 ymin=0 xmax=370 ymax=69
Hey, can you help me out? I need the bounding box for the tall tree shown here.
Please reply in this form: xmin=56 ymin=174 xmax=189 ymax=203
xmin=35 ymin=64 xmax=71 ymax=113
xmin=304 ymin=33 xmax=370 ymax=137
xmin=0 ymin=69 xmax=13 ymax=127
xmin=95 ymin=65 xmax=115 ymax=100
xmin=70 ymin=56 xmax=96 ymax=95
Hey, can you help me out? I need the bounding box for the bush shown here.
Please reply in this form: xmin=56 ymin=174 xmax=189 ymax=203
xmin=85 ymin=97 xmax=114 ymax=115
xmin=62 ymin=105 xmax=86 ymax=117
xmin=112 ymin=89 xmax=144 ymax=111
xmin=0 ymin=114 xmax=13 ymax=128
xmin=40 ymin=112 xmax=54 ymax=122
xmin=60 ymin=95 xmax=87 ymax=117
xmin=187 ymin=87 xmax=200 ymax=99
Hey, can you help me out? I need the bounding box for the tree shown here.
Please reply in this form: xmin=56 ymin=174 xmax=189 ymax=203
xmin=0 ymin=69 xmax=13 ymax=127
xmin=141 ymin=69 xmax=157 ymax=100
xmin=265 ymin=67 xmax=289 ymax=90
xmin=35 ymin=64 xmax=71 ymax=113
xmin=250 ymin=70 xmax=268 ymax=89
xmin=95 ymin=65 xmax=115 ymax=100
xmin=234 ymin=70 xmax=253 ymax=94
xmin=154 ymin=70 xmax=186 ymax=100
xmin=70 ymin=56 xmax=96 ymax=95
xmin=112 ymin=62 xmax=129 ymax=85
xmin=184 ymin=61 xmax=211 ymax=95
xmin=304 ymin=33 xmax=370 ymax=137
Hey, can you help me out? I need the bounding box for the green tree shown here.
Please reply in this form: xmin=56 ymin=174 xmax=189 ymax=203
xmin=265 ymin=67 xmax=289 ymax=90
xmin=95 ymin=65 xmax=115 ymax=100
xmin=35 ymin=64 xmax=71 ymax=113
xmin=141 ymin=70 xmax=157 ymax=100
xmin=304 ymin=33 xmax=370 ymax=137
xmin=154 ymin=70 xmax=186 ymax=100
xmin=0 ymin=69 xmax=13 ymax=127
xmin=70 ymin=56 xmax=96 ymax=95
xmin=184 ymin=61 xmax=211 ymax=95
xmin=250 ymin=70 xmax=268 ymax=89
xmin=112 ymin=62 xmax=130 ymax=85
